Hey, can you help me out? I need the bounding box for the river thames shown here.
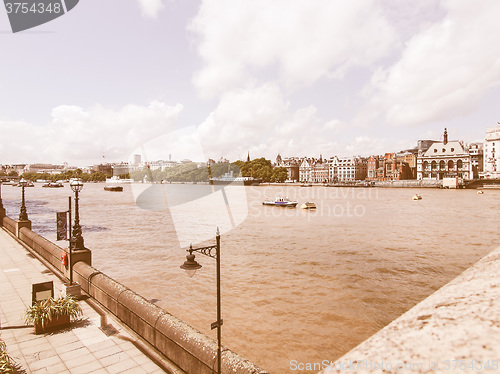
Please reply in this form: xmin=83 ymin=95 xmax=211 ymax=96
xmin=2 ymin=183 xmax=499 ymax=373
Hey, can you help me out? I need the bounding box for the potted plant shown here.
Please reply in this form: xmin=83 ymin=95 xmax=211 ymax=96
xmin=0 ymin=338 xmax=14 ymax=373
xmin=24 ymin=295 xmax=82 ymax=334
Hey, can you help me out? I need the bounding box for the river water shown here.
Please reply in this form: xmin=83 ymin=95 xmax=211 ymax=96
xmin=2 ymin=183 xmax=499 ymax=373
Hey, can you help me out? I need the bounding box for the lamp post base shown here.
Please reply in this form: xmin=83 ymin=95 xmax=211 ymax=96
xmin=62 ymin=282 xmax=81 ymax=299
xmin=15 ymin=219 xmax=31 ymax=238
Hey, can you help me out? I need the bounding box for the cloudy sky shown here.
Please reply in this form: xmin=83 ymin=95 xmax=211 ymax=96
xmin=1 ymin=0 xmax=499 ymax=166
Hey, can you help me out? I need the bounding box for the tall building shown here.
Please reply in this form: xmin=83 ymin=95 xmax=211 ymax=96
xmin=483 ymin=124 xmax=500 ymax=178
xmin=133 ymin=154 xmax=142 ymax=165
xmin=469 ymin=143 xmax=483 ymax=178
xmin=329 ymin=156 xmax=367 ymax=182
xmin=276 ymin=154 xmax=300 ymax=182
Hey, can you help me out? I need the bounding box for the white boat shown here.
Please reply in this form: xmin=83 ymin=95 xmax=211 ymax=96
xmin=262 ymin=196 xmax=298 ymax=207
xmin=477 ymin=190 xmax=484 ymax=194
xmin=412 ymin=194 xmax=422 ymax=200
xmin=210 ymin=170 xmax=262 ymax=186
xmin=42 ymin=182 xmax=64 ymax=188
xmin=105 ymin=176 xmax=134 ymax=184
xmin=300 ymin=202 xmax=316 ymax=209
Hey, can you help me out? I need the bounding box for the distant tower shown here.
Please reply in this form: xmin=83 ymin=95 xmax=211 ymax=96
xmin=247 ymin=152 xmax=250 ymax=162
xmin=276 ymin=154 xmax=282 ymax=165
xmin=133 ymin=154 xmax=141 ymax=165
xmin=443 ymin=128 xmax=448 ymax=145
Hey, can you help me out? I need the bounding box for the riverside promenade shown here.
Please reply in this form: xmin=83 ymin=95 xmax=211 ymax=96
xmin=0 ymin=228 xmax=182 ymax=374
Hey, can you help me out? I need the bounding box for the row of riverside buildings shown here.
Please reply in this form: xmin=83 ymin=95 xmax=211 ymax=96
xmin=276 ymin=125 xmax=500 ymax=183
xmin=2 ymin=125 xmax=499 ymax=183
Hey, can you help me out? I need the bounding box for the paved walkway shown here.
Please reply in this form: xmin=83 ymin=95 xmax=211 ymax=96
xmin=0 ymin=228 xmax=180 ymax=373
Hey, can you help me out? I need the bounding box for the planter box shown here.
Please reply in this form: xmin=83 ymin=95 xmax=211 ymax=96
xmin=34 ymin=314 xmax=70 ymax=334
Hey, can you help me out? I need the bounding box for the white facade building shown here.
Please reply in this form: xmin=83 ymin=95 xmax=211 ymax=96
xmin=417 ymin=129 xmax=472 ymax=180
xmin=329 ymin=156 xmax=367 ymax=182
xmin=483 ymin=124 xmax=500 ymax=178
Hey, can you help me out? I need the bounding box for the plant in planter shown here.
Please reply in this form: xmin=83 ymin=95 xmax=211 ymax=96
xmin=24 ymin=295 xmax=83 ymax=334
xmin=0 ymin=338 xmax=14 ymax=373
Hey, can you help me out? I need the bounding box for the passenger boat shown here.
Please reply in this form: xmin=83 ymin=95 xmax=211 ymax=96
xmin=262 ymin=196 xmax=298 ymax=207
xmin=105 ymin=176 xmax=134 ymax=184
xmin=16 ymin=181 xmax=34 ymax=187
xmin=42 ymin=182 xmax=64 ymax=188
xmin=300 ymin=202 xmax=316 ymax=209
xmin=412 ymin=194 xmax=422 ymax=200
xmin=477 ymin=190 xmax=484 ymax=194
xmin=104 ymin=186 xmax=123 ymax=192
xmin=210 ymin=171 xmax=262 ymax=186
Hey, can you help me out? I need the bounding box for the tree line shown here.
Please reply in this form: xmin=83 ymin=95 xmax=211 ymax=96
xmin=17 ymin=169 xmax=110 ymax=182
xmin=130 ymin=158 xmax=288 ymax=183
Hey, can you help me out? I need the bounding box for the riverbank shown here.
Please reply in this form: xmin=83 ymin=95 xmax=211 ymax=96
xmin=320 ymin=245 xmax=500 ymax=374
xmin=0 ymin=213 xmax=268 ymax=374
xmin=0 ymin=228 xmax=176 ymax=374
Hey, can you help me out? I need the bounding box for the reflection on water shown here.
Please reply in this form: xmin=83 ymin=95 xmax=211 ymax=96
xmin=2 ymin=183 xmax=499 ymax=373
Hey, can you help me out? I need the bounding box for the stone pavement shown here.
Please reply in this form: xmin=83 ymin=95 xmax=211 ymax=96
xmin=0 ymin=228 xmax=183 ymax=374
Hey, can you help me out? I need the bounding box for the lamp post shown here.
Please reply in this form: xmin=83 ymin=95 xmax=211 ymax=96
xmin=0 ymin=180 xmax=5 ymax=223
xmin=180 ymin=228 xmax=222 ymax=374
xmin=69 ymin=179 xmax=84 ymax=251
xmin=18 ymin=178 xmax=29 ymax=221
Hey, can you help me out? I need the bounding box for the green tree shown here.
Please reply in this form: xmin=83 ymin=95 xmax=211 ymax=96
xmin=271 ymin=167 xmax=288 ymax=182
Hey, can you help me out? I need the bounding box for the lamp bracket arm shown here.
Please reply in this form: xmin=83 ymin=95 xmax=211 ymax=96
xmin=190 ymin=244 xmax=218 ymax=260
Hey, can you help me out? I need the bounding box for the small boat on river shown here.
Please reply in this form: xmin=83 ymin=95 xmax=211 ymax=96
xmin=412 ymin=194 xmax=422 ymax=200
xmin=262 ymin=196 xmax=298 ymax=207
xmin=42 ymin=182 xmax=64 ymax=188
xmin=300 ymin=202 xmax=316 ymax=209
xmin=104 ymin=186 xmax=123 ymax=192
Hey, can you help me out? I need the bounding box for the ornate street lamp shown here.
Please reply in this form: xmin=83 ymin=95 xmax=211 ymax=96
xmin=180 ymin=228 xmax=222 ymax=374
xmin=18 ymin=178 xmax=29 ymax=221
xmin=69 ymin=179 xmax=84 ymax=251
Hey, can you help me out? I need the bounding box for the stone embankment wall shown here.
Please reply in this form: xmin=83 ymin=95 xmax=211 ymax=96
xmin=320 ymin=245 xmax=500 ymax=374
xmin=373 ymin=180 xmax=442 ymax=188
xmin=1 ymin=216 xmax=267 ymax=374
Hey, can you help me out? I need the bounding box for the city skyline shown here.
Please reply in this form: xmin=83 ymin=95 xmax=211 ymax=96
xmin=1 ymin=1 xmax=500 ymax=166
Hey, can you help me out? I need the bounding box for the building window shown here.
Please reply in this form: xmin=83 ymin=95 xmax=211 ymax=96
xmin=457 ymin=159 xmax=463 ymax=169
xmin=451 ymin=148 xmax=454 ymax=152
xmin=442 ymin=148 xmax=446 ymax=152
xmin=434 ymin=149 xmax=437 ymax=153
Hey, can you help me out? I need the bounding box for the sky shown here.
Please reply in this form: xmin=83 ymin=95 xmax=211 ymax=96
xmin=1 ymin=0 xmax=499 ymax=167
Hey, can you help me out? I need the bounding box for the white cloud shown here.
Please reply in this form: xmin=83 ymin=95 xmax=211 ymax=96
xmin=0 ymin=101 xmax=183 ymax=165
xmin=137 ymin=0 xmax=165 ymax=19
xmin=359 ymin=0 xmax=500 ymax=127
xmin=196 ymin=83 xmax=345 ymax=160
xmin=189 ymin=0 xmax=398 ymax=98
